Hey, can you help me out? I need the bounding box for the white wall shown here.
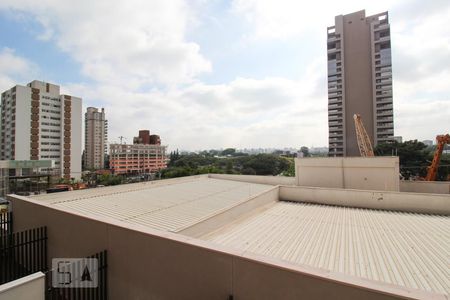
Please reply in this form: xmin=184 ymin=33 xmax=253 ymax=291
xmin=0 ymin=272 xmax=45 ymax=300
xmin=295 ymin=157 xmax=400 ymax=191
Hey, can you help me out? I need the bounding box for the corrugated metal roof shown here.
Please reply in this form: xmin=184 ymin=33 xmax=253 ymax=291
xmin=203 ymin=201 xmax=450 ymax=295
xmin=32 ymin=177 xmax=273 ymax=232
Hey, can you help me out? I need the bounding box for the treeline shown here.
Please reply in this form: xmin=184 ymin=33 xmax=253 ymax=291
xmin=375 ymin=140 xmax=449 ymax=180
xmin=160 ymin=150 xmax=295 ymax=179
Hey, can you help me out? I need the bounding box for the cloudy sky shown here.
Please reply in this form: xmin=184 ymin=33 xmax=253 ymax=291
xmin=0 ymin=0 xmax=449 ymax=151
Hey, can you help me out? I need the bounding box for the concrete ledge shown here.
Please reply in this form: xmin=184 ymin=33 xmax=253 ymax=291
xmin=0 ymin=272 xmax=45 ymax=300
xmin=279 ymin=185 xmax=450 ymax=215
xmin=400 ymin=181 xmax=450 ymax=194
xmin=295 ymin=157 xmax=400 ymax=191
xmin=208 ymin=173 xmax=296 ymax=186
xmin=178 ymin=186 xmax=279 ymax=238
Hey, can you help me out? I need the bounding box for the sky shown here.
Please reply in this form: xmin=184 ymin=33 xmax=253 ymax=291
xmin=0 ymin=0 xmax=449 ymax=151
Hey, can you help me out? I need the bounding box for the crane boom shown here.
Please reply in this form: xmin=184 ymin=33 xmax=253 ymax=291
xmin=353 ymin=114 xmax=375 ymax=157
xmin=425 ymin=134 xmax=450 ymax=181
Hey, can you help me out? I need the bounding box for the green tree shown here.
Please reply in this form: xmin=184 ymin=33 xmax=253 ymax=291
xmin=375 ymin=140 xmax=431 ymax=179
xmin=98 ymin=174 xmax=122 ymax=186
xmin=168 ymin=150 xmax=180 ymax=167
xmin=242 ymin=154 xmax=290 ymax=176
xmin=225 ymin=160 xmax=233 ymax=174
xmin=221 ymin=148 xmax=236 ymax=156
xmin=300 ymin=146 xmax=310 ymax=157
xmin=241 ymin=167 xmax=256 ymax=175
xmin=281 ymin=158 xmax=295 ymax=177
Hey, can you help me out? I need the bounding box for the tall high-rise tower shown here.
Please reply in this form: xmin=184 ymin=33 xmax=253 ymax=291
xmin=1 ymin=80 xmax=82 ymax=179
xmin=327 ymin=10 xmax=394 ymax=157
xmin=84 ymin=107 xmax=108 ymax=170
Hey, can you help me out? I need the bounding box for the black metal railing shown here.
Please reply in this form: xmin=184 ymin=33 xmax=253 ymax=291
xmin=0 ymin=212 xmax=107 ymax=300
xmin=0 ymin=212 xmax=13 ymax=236
xmin=0 ymin=226 xmax=48 ymax=284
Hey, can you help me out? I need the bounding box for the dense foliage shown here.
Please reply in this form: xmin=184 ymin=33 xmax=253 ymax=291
xmin=160 ymin=150 xmax=294 ymax=179
xmin=375 ymin=140 xmax=449 ymax=180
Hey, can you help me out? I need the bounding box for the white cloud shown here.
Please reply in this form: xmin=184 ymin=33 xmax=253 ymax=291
xmin=231 ymin=0 xmax=450 ymax=142
xmin=231 ymin=0 xmax=394 ymax=40
xmin=0 ymin=0 xmax=448 ymax=151
xmin=63 ymin=73 xmax=327 ymax=150
xmin=0 ymin=48 xmax=38 ymax=91
xmin=0 ymin=0 xmax=211 ymax=87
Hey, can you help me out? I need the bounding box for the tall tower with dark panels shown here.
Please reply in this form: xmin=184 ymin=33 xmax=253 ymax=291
xmin=327 ymin=10 xmax=394 ymax=156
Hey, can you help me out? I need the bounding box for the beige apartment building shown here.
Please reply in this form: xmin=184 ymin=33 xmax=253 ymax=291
xmin=84 ymin=107 xmax=107 ymax=170
xmin=0 ymin=80 xmax=82 ymax=180
xmin=327 ymin=10 xmax=394 ymax=157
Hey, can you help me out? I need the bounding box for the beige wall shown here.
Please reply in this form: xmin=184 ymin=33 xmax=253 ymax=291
xmin=0 ymin=272 xmax=45 ymax=300
xmin=295 ymin=157 xmax=400 ymax=191
xmin=400 ymin=180 xmax=450 ymax=194
xmin=208 ymin=173 xmax=296 ymax=186
xmin=8 ymin=195 xmax=440 ymax=300
xmin=280 ymin=185 xmax=450 ymax=216
xmin=342 ymin=10 xmax=375 ymax=157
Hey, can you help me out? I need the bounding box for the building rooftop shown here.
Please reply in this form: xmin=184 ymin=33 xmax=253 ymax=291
xmin=203 ymin=201 xmax=449 ymax=295
xmin=24 ymin=175 xmax=449 ymax=297
xmin=31 ymin=177 xmax=272 ymax=232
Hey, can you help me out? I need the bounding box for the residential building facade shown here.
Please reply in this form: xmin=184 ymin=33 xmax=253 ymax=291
xmin=0 ymin=80 xmax=82 ymax=179
xmin=327 ymin=10 xmax=394 ymax=157
xmin=84 ymin=107 xmax=107 ymax=170
xmin=110 ymin=130 xmax=166 ymax=175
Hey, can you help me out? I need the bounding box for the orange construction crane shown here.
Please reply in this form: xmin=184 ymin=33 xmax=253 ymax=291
xmin=425 ymin=134 xmax=450 ymax=181
xmin=353 ymin=114 xmax=375 ymax=157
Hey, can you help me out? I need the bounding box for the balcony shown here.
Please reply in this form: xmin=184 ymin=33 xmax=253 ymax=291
xmin=328 ymin=121 xmax=341 ymax=127
xmin=328 ymin=104 xmax=342 ymax=110
xmin=377 ymin=128 xmax=394 ymax=135
xmin=377 ymin=122 xmax=393 ymax=128
xmin=376 ymin=91 xmax=392 ymax=98
xmin=329 ymin=115 xmax=343 ymax=121
xmin=377 ymin=109 xmax=393 ymax=117
xmin=378 ymin=137 xmax=394 ymax=143
xmin=328 ymin=85 xmax=340 ymax=91
xmin=374 ymin=35 xmax=391 ymax=44
xmin=374 ymin=23 xmax=389 ymax=31
xmin=376 ymin=97 xmax=392 ymax=104
xmin=329 ymin=126 xmax=343 ymax=132
xmin=329 ymin=134 xmax=343 ymax=139
xmin=328 ymin=89 xmax=342 ymax=96
xmin=329 ymin=108 xmax=342 ymax=115
xmin=375 ymin=84 xmax=392 ymax=92
xmin=377 ymin=116 xmax=393 ymax=122
xmin=376 ymin=104 xmax=393 ymax=110
xmin=329 ymin=137 xmax=343 ymax=143
xmin=327 ymin=47 xmax=340 ymax=54
xmin=328 ymin=99 xmax=342 ymax=106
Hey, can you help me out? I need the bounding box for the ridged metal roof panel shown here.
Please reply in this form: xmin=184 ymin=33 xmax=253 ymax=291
xmin=32 ymin=177 xmax=273 ymax=233
xmin=204 ymin=201 xmax=450 ymax=295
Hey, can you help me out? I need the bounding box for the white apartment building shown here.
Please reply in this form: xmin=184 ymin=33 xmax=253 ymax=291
xmin=0 ymin=80 xmax=82 ymax=180
xmin=84 ymin=107 xmax=108 ymax=170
